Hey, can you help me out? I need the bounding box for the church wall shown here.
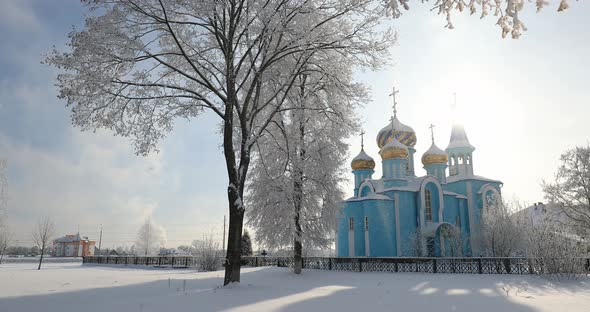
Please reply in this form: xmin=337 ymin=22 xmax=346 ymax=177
xmin=337 ymin=199 xmax=398 ymax=257
xmin=424 ymin=182 xmax=441 ymax=223
xmin=382 ymin=190 xmax=417 ymax=256
xmin=336 ymin=206 xmax=349 ymax=257
xmin=364 ymin=200 xmax=397 ymax=256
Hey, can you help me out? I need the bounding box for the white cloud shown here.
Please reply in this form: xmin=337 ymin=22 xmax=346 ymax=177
xmin=0 ymin=0 xmax=40 ymax=31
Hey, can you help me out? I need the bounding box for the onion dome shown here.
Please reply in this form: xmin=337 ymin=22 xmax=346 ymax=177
xmin=351 ymin=149 xmax=376 ymax=170
xmin=380 ymin=135 xmax=408 ymax=159
xmin=376 ymin=116 xmax=417 ymax=148
xmin=422 ymin=142 xmax=448 ymax=166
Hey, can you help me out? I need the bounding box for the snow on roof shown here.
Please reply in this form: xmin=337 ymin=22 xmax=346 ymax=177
xmin=423 ymin=142 xmax=446 ymax=156
xmin=446 ymin=124 xmax=474 ymax=150
xmin=446 ymin=174 xmax=502 ymax=184
xmin=443 ymin=191 xmax=468 ymax=199
xmin=352 ymin=148 xmax=374 ymax=161
xmin=380 ymin=133 xmax=408 ymax=151
xmin=378 ymin=116 xmax=415 ymax=135
xmin=347 ymin=193 xmax=394 ymax=202
xmin=54 ymin=234 xmax=82 ymax=243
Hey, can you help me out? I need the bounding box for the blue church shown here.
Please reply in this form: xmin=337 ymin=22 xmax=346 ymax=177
xmin=336 ymin=94 xmax=502 ymax=257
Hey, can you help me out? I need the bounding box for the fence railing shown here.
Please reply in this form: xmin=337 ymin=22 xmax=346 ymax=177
xmin=83 ymin=256 xmax=590 ymax=275
xmin=83 ymin=256 xmax=196 ymax=268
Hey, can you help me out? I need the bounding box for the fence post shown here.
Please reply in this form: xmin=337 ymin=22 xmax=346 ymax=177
xmin=528 ymin=259 xmax=533 ymax=274
xmin=358 ymin=259 xmax=363 ymax=272
xmin=256 ymin=257 xmax=259 ymax=267
xmin=586 ymin=258 xmax=590 ymax=272
xmin=433 ymin=259 xmax=437 ymax=273
xmin=329 ymin=258 xmax=332 ymax=271
xmin=277 ymin=258 xmax=281 ymax=267
xmin=477 ymin=258 xmax=483 ymax=274
xmin=185 ymin=257 xmax=189 ymax=267
xmin=302 ymin=257 xmax=306 ymax=269
xmin=394 ymin=261 xmax=398 ymax=272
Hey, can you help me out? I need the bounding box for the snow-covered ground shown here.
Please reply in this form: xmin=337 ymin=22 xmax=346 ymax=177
xmin=1 ymin=263 xmax=589 ymax=312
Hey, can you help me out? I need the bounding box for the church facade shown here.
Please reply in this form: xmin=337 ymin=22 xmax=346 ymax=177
xmin=336 ymin=103 xmax=502 ymax=257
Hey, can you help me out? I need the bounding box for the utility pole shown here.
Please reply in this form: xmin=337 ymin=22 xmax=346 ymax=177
xmin=223 ymin=215 xmax=226 ymax=254
xmin=98 ymin=224 xmax=103 ymax=256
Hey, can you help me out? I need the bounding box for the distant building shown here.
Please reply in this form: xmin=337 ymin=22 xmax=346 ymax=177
xmin=54 ymin=234 xmax=96 ymax=257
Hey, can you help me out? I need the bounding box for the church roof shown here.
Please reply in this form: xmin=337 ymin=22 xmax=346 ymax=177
xmin=422 ymin=142 xmax=448 ymax=166
xmin=347 ymin=176 xmax=468 ymax=201
xmin=351 ymin=148 xmax=375 ymax=170
xmin=376 ymin=116 xmax=417 ymax=148
xmin=446 ymin=124 xmax=474 ymax=151
xmin=446 ymin=174 xmax=502 ymax=185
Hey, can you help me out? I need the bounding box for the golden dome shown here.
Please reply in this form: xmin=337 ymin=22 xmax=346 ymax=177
xmin=381 ymin=137 xmax=408 ymax=160
xmin=351 ymin=149 xmax=375 ymax=170
xmin=377 ymin=116 xmax=417 ymax=148
xmin=422 ymin=143 xmax=448 ymax=166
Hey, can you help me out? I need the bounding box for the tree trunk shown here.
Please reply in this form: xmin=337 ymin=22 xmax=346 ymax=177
xmin=221 ymin=81 xmax=250 ymax=285
xmin=38 ymin=244 xmax=44 ymax=270
xmin=224 ymin=201 xmax=245 ymax=285
xmin=293 ymin=75 xmax=307 ymax=275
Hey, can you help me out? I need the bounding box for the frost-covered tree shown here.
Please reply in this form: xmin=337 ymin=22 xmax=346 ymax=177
xmin=404 ymin=227 xmax=426 ymax=256
xmin=32 ymin=217 xmax=55 ymax=270
xmin=543 ymin=146 xmax=590 ymax=237
xmin=0 ymin=229 xmax=13 ymax=265
xmin=246 ymin=50 xmax=365 ymax=273
xmin=479 ymin=199 xmax=525 ymax=257
xmin=191 ymin=235 xmax=223 ymax=272
xmin=522 ymin=210 xmax=587 ymax=279
xmin=385 ymin=0 xmax=574 ymax=39
xmin=0 ymin=160 xmax=12 ymax=264
xmin=46 ymin=0 xmax=392 ymax=285
xmin=240 ymin=230 xmax=253 ymax=256
xmin=135 ymin=217 xmax=167 ymax=256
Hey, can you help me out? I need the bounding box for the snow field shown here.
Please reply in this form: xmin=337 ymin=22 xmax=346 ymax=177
xmin=1 ymin=263 xmax=589 ymax=312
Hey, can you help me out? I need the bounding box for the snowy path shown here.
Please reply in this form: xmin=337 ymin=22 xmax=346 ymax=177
xmin=1 ymin=263 xmax=589 ymax=312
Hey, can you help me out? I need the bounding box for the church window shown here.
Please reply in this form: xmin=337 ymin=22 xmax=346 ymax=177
xmin=364 ymin=216 xmax=369 ymax=231
xmin=349 ymin=217 xmax=354 ymax=231
xmin=456 ymin=215 xmax=461 ymax=229
xmin=425 ymin=190 xmax=433 ymax=221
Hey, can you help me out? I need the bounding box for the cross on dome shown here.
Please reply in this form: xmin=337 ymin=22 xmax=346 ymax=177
xmin=360 ymin=130 xmax=365 ymax=149
xmin=389 ymin=116 xmax=396 ymax=132
xmin=429 ymin=123 xmax=435 ymax=144
xmin=389 ymin=85 xmax=399 ymax=118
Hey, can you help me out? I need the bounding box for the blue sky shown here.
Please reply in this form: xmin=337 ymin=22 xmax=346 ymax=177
xmin=1 ymin=0 xmax=589 ymax=248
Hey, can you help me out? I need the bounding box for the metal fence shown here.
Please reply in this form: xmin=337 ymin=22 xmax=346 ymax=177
xmin=83 ymin=256 xmax=196 ymax=268
xmin=83 ymin=256 xmax=590 ymax=275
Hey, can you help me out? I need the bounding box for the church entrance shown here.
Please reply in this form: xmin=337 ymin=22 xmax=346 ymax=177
xmin=434 ymin=223 xmax=461 ymax=257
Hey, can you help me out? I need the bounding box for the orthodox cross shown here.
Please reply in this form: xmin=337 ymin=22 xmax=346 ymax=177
xmin=389 ymin=86 xmax=399 ymax=118
xmin=360 ymin=130 xmax=365 ymax=149
xmin=429 ymin=123 xmax=436 ymax=144
xmin=390 ymin=115 xmax=396 ymax=132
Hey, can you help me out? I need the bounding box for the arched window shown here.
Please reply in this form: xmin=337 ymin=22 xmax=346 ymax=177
xmin=425 ymin=189 xmax=433 ymax=221
xmin=364 ymin=216 xmax=369 ymax=231
xmin=349 ymin=217 xmax=354 ymax=231
xmin=360 ymin=186 xmax=371 ymax=197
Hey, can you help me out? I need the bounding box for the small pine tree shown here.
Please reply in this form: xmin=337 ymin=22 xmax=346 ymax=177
xmin=241 ymin=230 xmax=253 ymax=256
